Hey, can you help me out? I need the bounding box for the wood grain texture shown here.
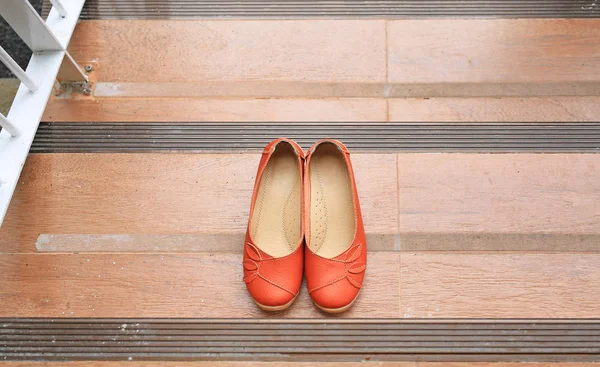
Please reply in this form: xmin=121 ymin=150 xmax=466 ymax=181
xmin=43 ymin=97 xmax=387 ymax=122
xmin=399 ymin=233 xmax=600 ymax=252
xmin=398 ymin=154 xmax=600 ymax=236
xmin=43 ymin=96 xmax=600 ymax=123
xmin=0 ymin=252 xmax=399 ymax=318
xmin=388 ymin=19 xmax=600 ymax=84
xmin=0 ymin=153 xmax=397 ymax=253
xmin=389 ymin=97 xmax=600 ymax=121
xmin=1 ymin=363 xmax=417 ymax=367
xmin=384 ymin=82 xmax=600 ymax=98
xmin=69 ymin=20 xmax=386 ymax=83
xmin=4 ymin=363 xmax=596 ymax=367
xmin=423 ymin=364 xmax=598 ymax=367
xmin=400 ymin=253 xmax=600 ymax=319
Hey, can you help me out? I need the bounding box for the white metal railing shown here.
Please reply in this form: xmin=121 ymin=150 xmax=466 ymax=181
xmin=0 ymin=46 xmax=39 ymax=94
xmin=0 ymin=0 xmax=87 ymax=226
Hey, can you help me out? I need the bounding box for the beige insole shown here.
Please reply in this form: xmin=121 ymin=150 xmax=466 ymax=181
xmin=250 ymin=144 xmax=301 ymax=258
xmin=309 ymin=143 xmax=356 ymax=258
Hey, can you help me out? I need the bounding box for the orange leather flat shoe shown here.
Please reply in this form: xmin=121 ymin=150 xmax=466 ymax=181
xmin=243 ymin=138 xmax=305 ymax=312
xmin=304 ymin=139 xmax=367 ymax=314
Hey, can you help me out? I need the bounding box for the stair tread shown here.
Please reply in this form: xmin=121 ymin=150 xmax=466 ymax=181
xmin=1 ymin=153 xmax=598 ymax=253
xmin=66 ymin=19 xmax=600 ymax=91
xmin=0 ymin=252 xmax=599 ymax=318
xmin=1 ymin=362 xmax=595 ymax=367
xmin=43 ymin=97 xmax=600 ymax=123
xmin=401 ymin=252 xmax=600 ymax=319
xmin=398 ymin=153 xmax=600 ymax=234
xmin=388 ymin=19 xmax=600 ymax=84
xmin=0 ymin=252 xmax=400 ymax=318
xmin=389 ymin=97 xmax=600 ymax=122
xmin=44 ymin=98 xmax=387 ymax=122
xmin=69 ymin=20 xmax=386 ymax=84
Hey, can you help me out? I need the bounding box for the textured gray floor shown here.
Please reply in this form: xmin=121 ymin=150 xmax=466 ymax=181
xmin=0 ymin=0 xmax=43 ymax=78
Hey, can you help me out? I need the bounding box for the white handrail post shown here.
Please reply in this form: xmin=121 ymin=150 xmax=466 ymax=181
xmin=0 ymin=0 xmax=87 ymax=227
xmin=0 ymin=46 xmax=39 ymax=93
xmin=0 ymin=113 xmax=20 ymax=137
xmin=49 ymin=0 xmax=68 ymax=17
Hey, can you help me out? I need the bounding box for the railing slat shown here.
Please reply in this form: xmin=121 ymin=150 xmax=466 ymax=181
xmin=0 ymin=0 xmax=64 ymax=52
xmin=0 ymin=113 xmax=20 ymax=137
xmin=0 ymin=46 xmax=38 ymax=93
xmin=49 ymin=0 xmax=68 ymax=17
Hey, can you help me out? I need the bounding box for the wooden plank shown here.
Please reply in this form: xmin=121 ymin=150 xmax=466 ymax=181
xmin=5 ymin=153 xmax=599 ymax=253
xmin=422 ymin=364 xmax=598 ymax=367
xmin=389 ymin=97 xmax=600 ymax=122
xmin=0 ymin=252 xmax=400 ymax=318
xmin=43 ymin=96 xmax=600 ymax=123
xmin=0 ymin=153 xmax=398 ymax=253
xmin=388 ymin=19 xmax=600 ymax=84
xmin=400 ymin=253 xmax=600 ymax=319
xmin=43 ymin=97 xmax=387 ymax=122
xmin=68 ymin=20 xmax=386 ymax=83
xmin=399 ymin=233 xmax=600 ymax=252
xmin=1 ymin=363 xmax=417 ymax=366
xmin=398 ymin=153 xmax=600 ymax=236
xmin=4 ymin=364 xmax=599 ymax=367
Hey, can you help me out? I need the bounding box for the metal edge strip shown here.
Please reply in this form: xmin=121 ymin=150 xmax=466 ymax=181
xmin=1 ymin=318 xmax=600 ymax=362
xmin=43 ymin=0 xmax=600 ymax=19
xmin=30 ymin=122 xmax=600 ymax=153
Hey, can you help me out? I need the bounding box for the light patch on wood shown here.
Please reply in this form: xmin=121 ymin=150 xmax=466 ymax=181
xmin=35 ymin=233 xmax=397 ymax=252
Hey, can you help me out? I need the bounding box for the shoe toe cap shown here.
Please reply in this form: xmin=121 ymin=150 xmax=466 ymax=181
xmin=246 ymin=277 xmax=297 ymax=308
xmin=310 ymin=278 xmax=360 ymax=311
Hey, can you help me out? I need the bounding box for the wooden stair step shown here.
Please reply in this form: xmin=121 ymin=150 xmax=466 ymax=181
xmin=43 ymin=97 xmax=600 ymax=123
xmin=0 ymin=252 xmax=599 ymax=318
xmin=401 ymin=253 xmax=600 ymax=319
xmin=69 ymin=20 xmax=386 ymax=84
xmin=0 ymin=153 xmax=398 ymax=253
xmin=389 ymin=97 xmax=600 ymax=122
xmin=387 ymin=19 xmax=600 ymax=85
xmin=1 ymin=153 xmax=598 ymax=253
xmin=2 ymin=364 xmax=598 ymax=367
xmin=0 ymin=252 xmax=400 ymax=318
xmin=61 ymin=19 xmax=600 ymax=99
xmin=44 ymin=98 xmax=387 ymax=122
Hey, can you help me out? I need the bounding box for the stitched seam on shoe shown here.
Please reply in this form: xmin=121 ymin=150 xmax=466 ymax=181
xmin=346 ymin=275 xmax=363 ymax=289
xmin=258 ymin=274 xmax=295 ymax=296
xmin=308 ymin=275 xmax=347 ymax=294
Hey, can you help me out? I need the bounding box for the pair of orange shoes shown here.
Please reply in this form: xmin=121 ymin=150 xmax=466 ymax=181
xmin=243 ymin=138 xmax=366 ymax=314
